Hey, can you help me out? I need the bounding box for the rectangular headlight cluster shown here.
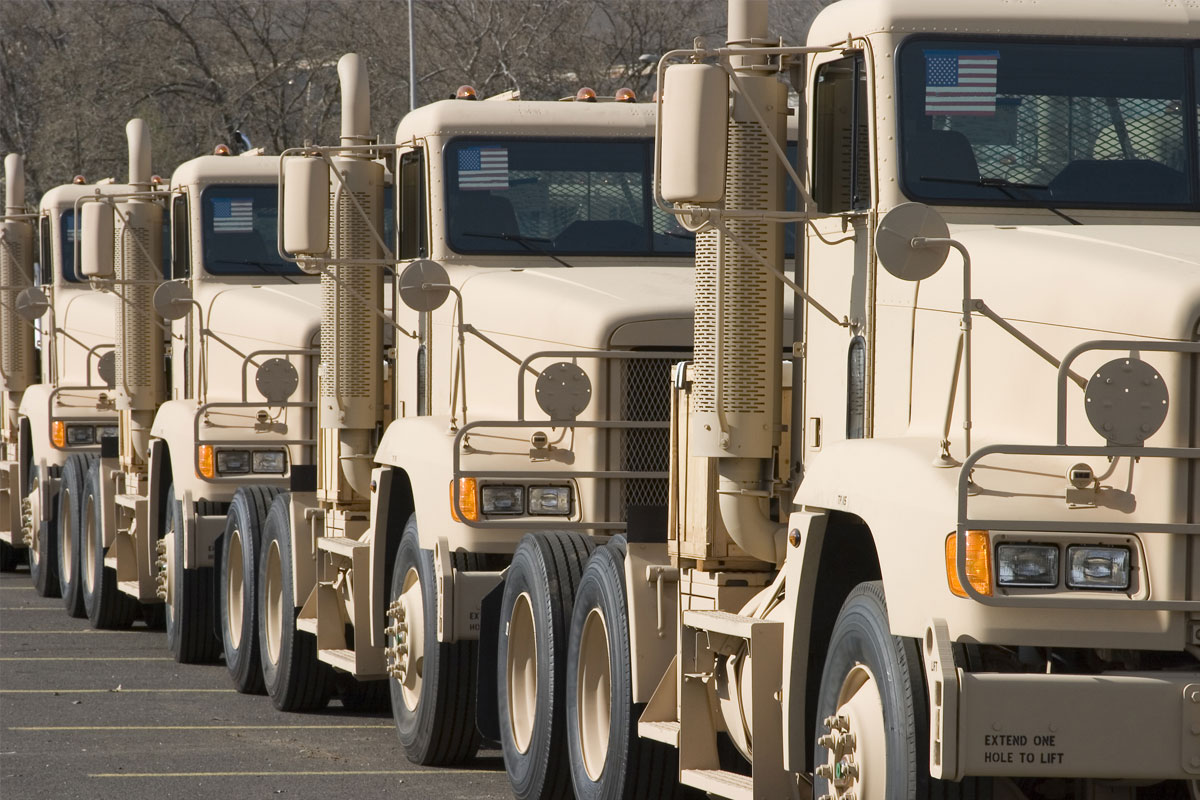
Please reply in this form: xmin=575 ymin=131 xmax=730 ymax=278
xmin=214 ymin=448 xmax=287 ymax=476
xmin=478 ymin=484 xmax=572 ymax=517
xmin=996 ymin=542 xmax=1130 ymax=591
xmin=61 ymin=423 xmax=120 ymax=447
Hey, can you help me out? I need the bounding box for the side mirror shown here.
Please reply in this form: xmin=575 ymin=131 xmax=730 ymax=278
xmin=398 ymin=259 xmax=450 ymax=312
xmin=282 ymin=155 xmax=330 ymax=256
xmin=80 ymin=201 xmax=114 ymax=279
xmin=874 ymin=202 xmax=950 ymax=282
xmin=152 ymin=280 xmax=192 ymax=320
xmin=15 ymin=287 xmax=48 ymax=321
xmin=659 ymin=63 xmax=728 ymax=205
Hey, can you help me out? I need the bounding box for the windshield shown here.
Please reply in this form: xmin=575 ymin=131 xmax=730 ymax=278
xmin=59 ymin=208 xmax=170 ymax=283
xmin=898 ymin=39 xmax=1199 ymax=209
xmin=202 ymin=185 xmax=301 ymax=277
xmin=445 ymin=138 xmax=694 ymax=257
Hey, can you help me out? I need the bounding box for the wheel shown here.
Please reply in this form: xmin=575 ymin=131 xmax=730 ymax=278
xmin=220 ymin=485 xmax=281 ymax=694
xmin=26 ymin=465 xmax=61 ymax=597
xmin=566 ymin=538 xmax=685 ymax=800
xmin=162 ymin=484 xmax=220 ymax=663
xmin=258 ymin=493 xmax=332 ymax=711
xmin=57 ymin=454 xmax=91 ymax=617
xmin=81 ymin=460 xmax=137 ymax=629
xmin=814 ymin=581 xmax=992 ymax=800
xmin=388 ymin=513 xmax=481 ymax=765
xmin=499 ymin=531 xmax=597 ymax=800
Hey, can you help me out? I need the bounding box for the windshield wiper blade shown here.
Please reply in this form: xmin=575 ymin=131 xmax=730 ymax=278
xmin=920 ymin=175 xmax=1081 ymax=226
xmin=212 ymin=258 xmax=300 ymax=284
xmin=461 ymin=232 xmax=574 ymax=268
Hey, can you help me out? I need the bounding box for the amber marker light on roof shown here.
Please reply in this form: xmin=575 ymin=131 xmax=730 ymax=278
xmin=151 ymin=175 xmax=163 ymax=185
xmin=213 ymin=144 xmax=232 ymax=156
xmin=456 ymin=85 xmax=478 ymax=100
xmin=575 ymin=87 xmax=598 ymax=102
xmin=614 ymin=87 xmax=637 ymax=103
xmin=72 ymin=175 xmax=86 ymax=185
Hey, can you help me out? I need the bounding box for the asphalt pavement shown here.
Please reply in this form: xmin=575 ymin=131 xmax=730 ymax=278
xmin=0 ymin=566 xmax=511 ymax=800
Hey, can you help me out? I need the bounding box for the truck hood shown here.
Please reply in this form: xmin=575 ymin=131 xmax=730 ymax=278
xmin=926 ymin=223 xmax=1200 ymax=340
xmin=203 ymin=281 xmax=323 ymax=349
xmin=456 ymin=265 xmax=695 ymax=349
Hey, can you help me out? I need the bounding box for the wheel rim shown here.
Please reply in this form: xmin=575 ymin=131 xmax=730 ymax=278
xmin=821 ymin=663 xmax=887 ymax=800
xmin=506 ymin=591 xmax=538 ymax=754
xmin=226 ymin=528 xmax=244 ymax=649
xmin=25 ymin=473 xmax=41 ymax=566
xmin=83 ymin=494 xmax=96 ymax=595
xmin=264 ymin=540 xmax=283 ymax=667
xmin=576 ymin=607 xmax=612 ymax=782
xmin=397 ymin=565 xmax=425 ymax=712
xmin=60 ymin=489 xmax=74 ymax=584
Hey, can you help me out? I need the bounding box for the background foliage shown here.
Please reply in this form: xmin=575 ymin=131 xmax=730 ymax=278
xmin=1 ymin=0 xmax=831 ymax=205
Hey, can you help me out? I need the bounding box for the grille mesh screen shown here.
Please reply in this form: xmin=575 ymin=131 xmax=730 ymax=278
xmin=115 ymin=216 xmax=156 ymax=391
xmin=618 ymin=356 xmax=674 ymax=520
xmin=0 ymin=227 xmax=30 ymax=384
xmin=321 ymin=188 xmax=378 ymax=401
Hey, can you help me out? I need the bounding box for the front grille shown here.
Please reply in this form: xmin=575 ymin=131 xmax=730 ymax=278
xmin=618 ymin=356 xmax=675 ymax=521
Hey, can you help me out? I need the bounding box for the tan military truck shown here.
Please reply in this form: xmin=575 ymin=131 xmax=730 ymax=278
xmin=541 ymin=0 xmax=1200 ymax=799
xmin=272 ymin=53 xmax=706 ymax=794
xmin=76 ymin=121 xmax=327 ymax=686
xmin=1 ymin=159 xmax=132 ymax=613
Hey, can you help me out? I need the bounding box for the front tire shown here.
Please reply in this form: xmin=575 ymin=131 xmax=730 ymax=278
xmin=26 ymin=465 xmax=60 ymax=597
xmin=388 ymin=513 xmax=481 ymax=765
xmin=566 ymin=538 xmax=685 ymax=800
xmin=258 ymin=494 xmax=332 ymax=712
xmin=814 ymin=581 xmax=992 ymax=800
xmin=163 ymin=485 xmax=220 ymax=663
xmin=81 ymin=460 xmax=137 ymax=629
xmin=499 ymin=531 xmax=596 ymax=800
xmin=57 ymin=455 xmax=92 ymax=617
xmin=220 ymin=485 xmax=281 ymax=693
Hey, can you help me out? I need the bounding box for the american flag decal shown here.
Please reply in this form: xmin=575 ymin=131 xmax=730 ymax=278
xmin=458 ymin=146 xmax=509 ymax=191
xmin=212 ymin=198 xmax=255 ymax=232
xmin=925 ymin=50 xmax=999 ymax=116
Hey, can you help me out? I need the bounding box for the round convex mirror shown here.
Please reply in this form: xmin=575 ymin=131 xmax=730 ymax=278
xmin=875 ymin=202 xmax=951 ymax=282
xmin=152 ymin=280 xmax=193 ymax=321
xmin=398 ymin=259 xmax=450 ymax=312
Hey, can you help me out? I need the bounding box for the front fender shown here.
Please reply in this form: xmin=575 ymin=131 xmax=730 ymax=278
xmin=795 ymin=436 xmax=959 ymax=638
xmin=375 ymin=415 xmax=524 ymax=554
xmin=18 ymin=385 xmax=58 ymax=471
xmin=151 ymin=400 xmax=203 ymax=493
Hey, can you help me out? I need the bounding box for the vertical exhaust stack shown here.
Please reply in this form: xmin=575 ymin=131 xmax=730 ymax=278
xmin=319 ymin=53 xmax=385 ymax=502
xmin=0 ymin=154 xmax=35 ymax=398
xmin=689 ymin=0 xmax=787 ymax=562
xmin=113 ymin=119 xmax=164 ymax=464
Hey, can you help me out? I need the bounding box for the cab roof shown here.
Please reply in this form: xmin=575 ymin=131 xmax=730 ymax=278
xmin=395 ymin=99 xmax=657 ymax=145
xmin=807 ymin=0 xmax=1200 ymax=43
xmin=39 ymin=182 xmax=133 ymax=214
xmin=170 ymin=153 xmax=280 ymax=190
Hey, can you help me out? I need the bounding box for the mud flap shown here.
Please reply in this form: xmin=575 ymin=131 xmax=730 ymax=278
xmin=474 ymin=578 xmax=505 ymax=743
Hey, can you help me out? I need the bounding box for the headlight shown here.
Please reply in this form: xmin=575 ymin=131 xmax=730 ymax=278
xmin=528 ymin=485 xmax=572 ymax=516
xmin=1067 ymin=546 xmax=1130 ymax=590
xmin=480 ymin=485 xmax=523 ymax=515
xmin=996 ymin=544 xmax=1059 ymax=587
xmin=66 ymin=424 xmax=96 ymax=445
xmin=252 ymin=450 xmax=287 ymax=474
xmin=215 ymin=449 xmax=250 ymax=475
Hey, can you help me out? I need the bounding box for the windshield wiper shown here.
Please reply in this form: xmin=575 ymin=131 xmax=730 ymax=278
xmin=211 ymin=258 xmax=300 ymax=284
xmin=461 ymin=232 xmax=575 ymax=268
xmin=920 ymin=175 xmax=1081 ymax=226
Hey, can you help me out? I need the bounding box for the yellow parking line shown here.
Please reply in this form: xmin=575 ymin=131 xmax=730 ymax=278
xmin=0 ymin=606 xmax=63 ymax=610
xmin=14 ymin=724 xmax=394 ymax=731
xmin=0 ymin=657 xmax=172 ymax=661
xmin=1 ymin=688 xmax=234 ymax=693
xmin=91 ymin=769 xmax=489 ymax=778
